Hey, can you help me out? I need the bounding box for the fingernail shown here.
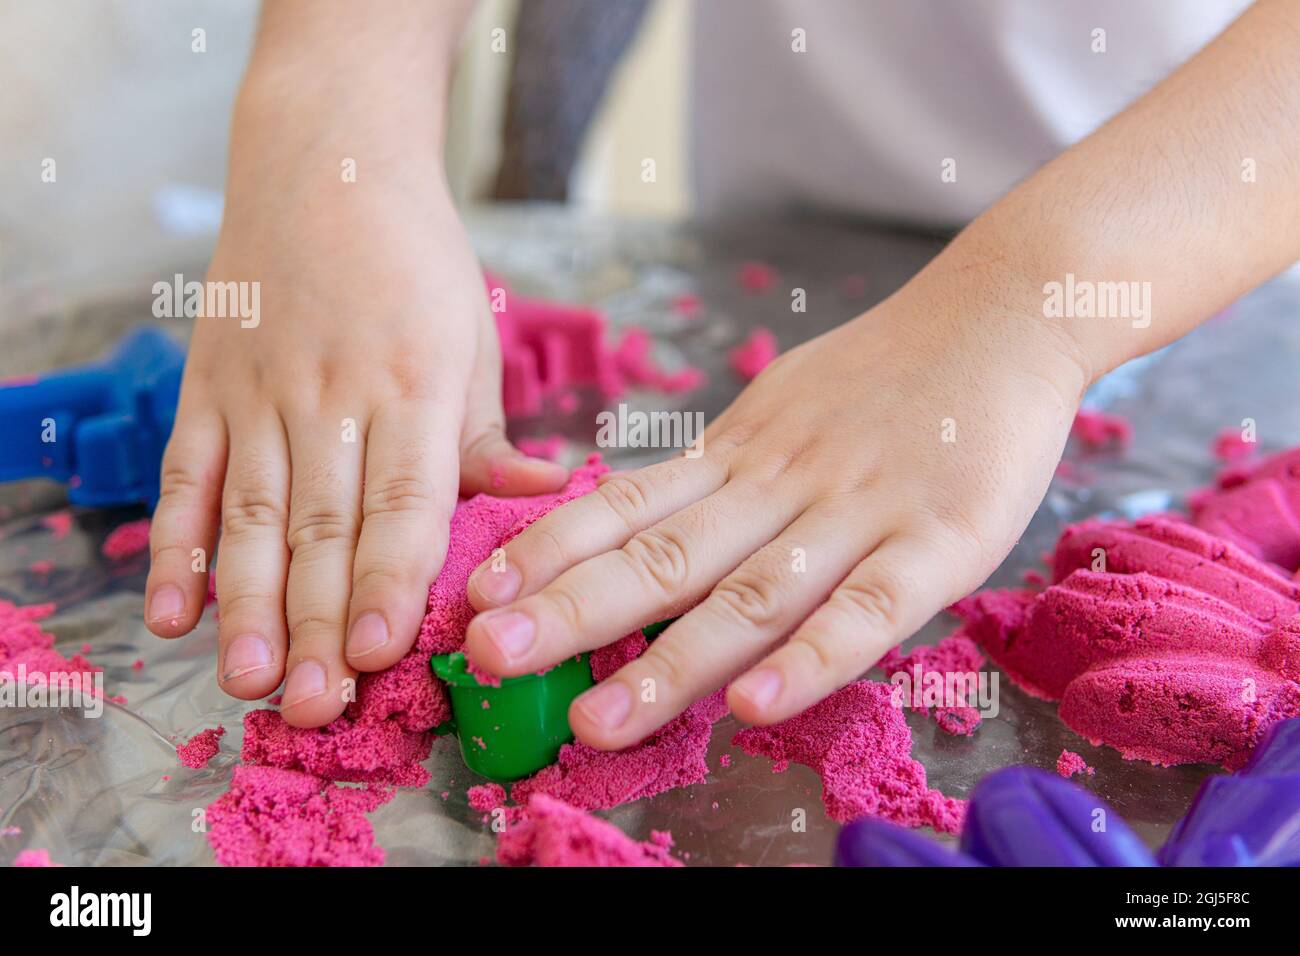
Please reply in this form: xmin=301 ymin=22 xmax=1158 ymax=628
xmin=221 ymin=633 xmax=273 ymax=682
xmin=471 ymin=561 xmax=521 ymax=606
xmin=734 ymin=668 xmax=783 ymax=711
xmin=481 ymin=611 xmax=535 ymax=661
xmin=346 ymin=612 xmax=389 ymax=659
xmin=281 ymin=659 xmax=327 ymax=710
xmin=147 ymin=584 xmax=185 ymax=625
xmin=575 ymin=681 xmax=632 ymax=730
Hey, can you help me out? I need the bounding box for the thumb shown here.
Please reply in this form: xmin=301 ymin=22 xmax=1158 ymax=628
xmin=459 ymin=315 xmax=569 ymax=496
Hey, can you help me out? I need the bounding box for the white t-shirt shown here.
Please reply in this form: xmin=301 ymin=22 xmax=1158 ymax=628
xmin=690 ymin=0 xmax=1252 ymax=227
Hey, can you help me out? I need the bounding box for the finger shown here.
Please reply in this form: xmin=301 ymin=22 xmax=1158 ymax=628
xmin=344 ymin=401 xmax=459 ymax=671
xmin=459 ymin=315 xmax=568 ymax=496
xmin=567 ymin=501 xmax=877 ymax=749
xmin=145 ymin=406 xmax=226 ymax=637
xmin=280 ymin=410 xmax=364 ymax=727
xmin=466 ymin=453 xmax=729 ymax=611
xmin=214 ymin=413 xmax=292 ymax=700
xmin=728 ymin=532 xmax=958 ymax=724
xmin=463 ymin=477 xmax=801 ymax=677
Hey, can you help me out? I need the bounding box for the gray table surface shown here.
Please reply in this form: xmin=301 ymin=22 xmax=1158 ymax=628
xmin=3 ymin=206 xmax=1299 ymax=866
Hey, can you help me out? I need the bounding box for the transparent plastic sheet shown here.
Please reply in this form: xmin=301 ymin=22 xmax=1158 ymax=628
xmin=3 ymin=207 xmax=1299 ymax=866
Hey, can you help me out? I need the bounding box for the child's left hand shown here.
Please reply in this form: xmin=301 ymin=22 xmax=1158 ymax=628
xmin=462 ymin=275 xmax=1091 ymax=749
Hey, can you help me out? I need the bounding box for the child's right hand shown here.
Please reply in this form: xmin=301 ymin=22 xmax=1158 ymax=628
xmin=142 ymin=176 xmax=568 ymax=728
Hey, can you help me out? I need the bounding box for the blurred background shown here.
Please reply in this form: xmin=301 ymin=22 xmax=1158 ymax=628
xmin=1 ymin=0 xmax=688 ymax=333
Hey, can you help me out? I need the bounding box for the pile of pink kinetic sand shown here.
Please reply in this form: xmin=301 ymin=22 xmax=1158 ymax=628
xmin=877 ymin=635 xmax=986 ymax=736
xmin=493 ymin=280 xmax=702 ymax=416
xmin=954 ymin=447 xmax=1300 ymax=770
xmin=206 ymin=765 xmax=393 ymax=867
xmin=497 ymin=794 xmax=681 ymax=867
xmin=0 ymin=600 xmax=100 ymax=693
xmin=732 ymin=680 xmax=966 ymax=832
xmin=101 ymin=518 xmax=151 ymax=560
xmin=13 ymin=849 xmax=59 ymax=867
xmin=176 ymin=725 xmax=225 ymax=769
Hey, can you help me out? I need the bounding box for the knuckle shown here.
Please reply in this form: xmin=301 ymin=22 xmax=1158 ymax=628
xmin=351 ymin=562 xmax=409 ymax=597
xmin=217 ymin=589 xmax=277 ymax=623
xmin=286 ymin=611 xmax=344 ymax=643
xmin=597 ymin=473 xmax=655 ymax=527
xmin=539 ymin=584 xmax=589 ymax=633
xmin=711 ymin=570 xmax=784 ymax=629
xmin=622 ymin=527 xmax=691 ymax=596
xmin=158 ymin=456 xmax=206 ymax=501
xmin=789 ymin=631 xmax=839 ymax=677
xmin=150 ymin=541 xmax=197 ymax=567
xmin=286 ymin=506 xmax=359 ymax=553
xmin=363 ymin=474 xmax=437 ymax=517
xmin=222 ymin=490 xmax=287 ymax=537
xmin=832 ymin=575 xmax=902 ymax=633
xmin=643 ymin=640 xmax=692 ymax=694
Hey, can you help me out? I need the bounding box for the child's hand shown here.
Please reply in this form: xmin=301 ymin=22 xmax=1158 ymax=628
xmin=143 ymin=185 xmax=567 ymax=727
xmin=463 ymin=281 xmax=1089 ymax=748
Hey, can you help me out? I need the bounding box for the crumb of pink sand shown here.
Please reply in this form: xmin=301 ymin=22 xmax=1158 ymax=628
xmin=732 ymin=680 xmax=966 ymax=832
xmin=876 ymin=635 xmax=987 ymax=736
xmin=719 ymin=754 xmax=731 ymax=769
xmin=839 ymin=274 xmax=868 ymax=298
xmin=80 ymin=642 xmax=92 ymax=654
xmin=27 ymin=559 xmax=53 ymax=575
xmin=467 ymin=783 xmax=507 ymax=813
xmin=13 ymin=848 xmax=60 ymax=867
xmin=1070 ymin=410 xmax=1132 ymax=451
xmin=267 ymin=694 xmax=282 ymax=705
xmin=1056 ymin=750 xmax=1095 ymax=779
xmin=41 ymin=511 xmax=72 ymax=540
xmin=177 ymin=725 xmax=226 ymax=769
xmin=1212 ymin=428 xmax=1257 ymax=462
xmin=737 ymin=261 xmax=778 ymax=294
xmin=0 ymin=826 xmax=20 ymax=837
xmin=101 ymin=518 xmax=151 ymax=560
xmin=206 ymin=765 xmax=392 ymax=867
xmin=132 ymin=659 xmax=144 ymax=670
xmin=161 ymin=775 xmax=171 ymax=781
xmin=670 ymin=293 xmax=702 ymax=319
xmin=729 ymin=328 xmax=779 ymax=381
xmin=497 ymin=794 xmax=681 ymax=867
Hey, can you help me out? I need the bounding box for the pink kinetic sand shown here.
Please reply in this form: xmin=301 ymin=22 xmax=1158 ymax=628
xmin=467 ymin=783 xmax=507 ymax=813
xmin=738 ymin=261 xmax=779 ymax=294
xmin=732 ymin=680 xmax=966 ymax=832
xmin=497 ymin=794 xmax=681 ymax=867
xmin=728 ymin=328 xmax=779 ymax=381
xmin=101 ymin=518 xmax=151 ymax=560
xmin=953 ymin=454 xmax=1300 ymax=770
xmin=206 ymin=765 xmax=393 ymax=867
xmin=511 ymin=689 xmax=728 ymax=811
xmin=1213 ymin=428 xmax=1257 ymax=463
xmin=13 ymin=849 xmax=59 ymax=867
xmin=877 ymin=635 xmax=986 ymax=736
xmin=0 ymin=600 xmax=102 ymax=695
xmin=492 ymin=278 xmax=701 ymax=415
xmin=1056 ymin=750 xmax=1095 ymax=779
xmin=176 ymin=725 xmax=225 ymax=769
xmin=41 ymin=511 xmax=72 ymax=540
xmin=1070 ymin=409 xmax=1133 ymax=451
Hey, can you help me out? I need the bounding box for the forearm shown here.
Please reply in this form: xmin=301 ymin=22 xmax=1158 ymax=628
xmin=225 ymin=0 xmax=476 ymax=219
xmin=915 ymin=0 xmax=1300 ymax=383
